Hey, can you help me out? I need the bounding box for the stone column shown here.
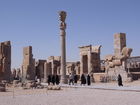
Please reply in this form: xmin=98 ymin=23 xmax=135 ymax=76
xmin=88 ymin=52 xmax=91 ymax=74
xmin=44 ymin=62 xmax=48 ymax=83
xmin=80 ymin=55 xmax=83 ymax=75
xmin=59 ymin=11 xmax=67 ymax=84
xmin=114 ymin=33 xmax=126 ymax=56
xmin=51 ymin=61 xmax=54 ymax=75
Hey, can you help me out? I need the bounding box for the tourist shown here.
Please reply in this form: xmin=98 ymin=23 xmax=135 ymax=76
xmin=55 ymin=74 xmax=60 ymax=85
xmin=69 ymin=73 xmax=74 ymax=85
xmin=87 ymin=74 xmax=91 ymax=86
xmin=81 ymin=74 xmax=86 ymax=86
xmin=47 ymin=74 xmax=52 ymax=85
xmin=74 ymin=74 xmax=78 ymax=85
xmin=117 ymin=74 xmax=123 ymax=86
xmin=52 ymin=74 xmax=56 ymax=85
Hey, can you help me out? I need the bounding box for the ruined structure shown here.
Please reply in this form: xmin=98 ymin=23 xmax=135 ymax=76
xmin=59 ymin=11 xmax=67 ymax=83
xmin=21 ymin=46 xmax=35 ymax=82
xmin=126 ymin=56 xmax=140 ymax=80
xmin=104 ymin=33 xmax=133 ymax=81
xmin=79 ymin=45 xmax=101 ymax=75
xmin=47 ymin=56 xmax=61 ymax=75
xmin=0 ymin=41 xmax=11 ymax=82
xmin=114 ymin=33 xmax=126 ymax=56
xmin=12 ymin=68 xmax=21 ymax=80
xmin=66 ymin=62 xmax=76 ymax=75
xmin=75 ymin=61 xmax=81 ymax=75
xmin=35 ymin=59 xmax=46 ymax=81
xmin=43 ymin=56 xmax=61 ymax=82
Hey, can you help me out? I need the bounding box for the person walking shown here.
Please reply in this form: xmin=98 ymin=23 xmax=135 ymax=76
xmin=74 ymin=74 xmax=78 ymax=85
xmin=87 ymin=74 xmax=91 ymax=86
xmin=69 ymin=73 xmax=74 ymax=85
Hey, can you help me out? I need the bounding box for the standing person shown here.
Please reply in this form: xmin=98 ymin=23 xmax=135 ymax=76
xmin=74 ymin=74 xmax=78 ymax=85
xmin=47 ymin=74 xmax=52 ymax=85
xmin=52 ymin=74 xmax=56 ymax=85
xmin=81 ymin=74 xmax=86 ymax=86
xmin=87 ymin=74 xmax=91 ymax=86
xmin=69 ymin=73 xmax=74 ymax=85
xmin=117 ymin=74 xmax=123 ymax=86
xmin=55 ymin=74 xmax=60 ymax=85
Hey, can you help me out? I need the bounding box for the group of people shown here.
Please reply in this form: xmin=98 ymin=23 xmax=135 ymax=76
xmin=69 ymin=73 xmax=123 ymax=87
xmin=80 ymin=74 xmax=91 ymax=86
xmin=69 ymin=73 xmax=91 ymax=86
xmin=69 ymin=73 xmax=78 ymax=85
xmin=47 ymin=74 xmax=60 ymax=85
xmin=47 ymin=73 xmax=123 ymax=87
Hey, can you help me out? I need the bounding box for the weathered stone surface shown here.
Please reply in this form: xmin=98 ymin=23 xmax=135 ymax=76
xmin=46 ymin=56 xmax=61 ymax=75
xmin=42 ymin=56 xmax=61 ymax=83
xmin=0 ymin=83 xmax=6 ymax=92
xmin=104 ymin=33 xmax=133 ymax=82
xmin=79 ymin=45 xmax=101 ymax=75
xmin=12 ymin=68 xmax=21 ymax=80
xmin=66 ymin=62 xmax=75 ymax=75
xmin=114 ymin=33 xmax=126 ymax=56
xmin=35 ymin=59 xmax=46 ymax=82
xmin=59 ymin=11 xmax=67 ymax=83
xmin=0 ymin=41 xmax=11 ymax=82
xmin=21 ymin=46 xmax=35 ymax=82
xmin=47 ymin=85 xmax=61 ymax=90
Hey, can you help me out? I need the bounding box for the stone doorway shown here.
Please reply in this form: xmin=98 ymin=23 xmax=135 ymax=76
xmin=48 ymin=62 xmax=52 ymax=75
xmin=83 ymin=55 xmax=88 ymax=74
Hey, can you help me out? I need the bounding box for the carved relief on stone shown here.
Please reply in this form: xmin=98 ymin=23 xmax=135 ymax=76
xmin=59 ymin=11 xmax=66 ymax=22
xmin=121 ymin=47 xmax=132 ymax=58
xmin=60 ymin=22 xmax=66 ymax=30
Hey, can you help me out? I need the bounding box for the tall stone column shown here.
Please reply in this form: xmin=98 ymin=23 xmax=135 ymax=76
xmin=44 ymin=62 xmax=48 ymax=83
xmin=80 ymin=55 xmax=83 ymax=75
xmin=114 ymin=33 xmax=126 ymax=57
xmin=88 ymin=52 xmax=91 ymax=74
xmin=59 ymin=11 xmax=67 ymax=84
xmin=51 ymin=61 xmax=54 ymax=75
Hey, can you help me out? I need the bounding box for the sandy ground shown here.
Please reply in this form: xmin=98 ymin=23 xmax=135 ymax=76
xmin=0 ymin=85 xmax=140 ymax=105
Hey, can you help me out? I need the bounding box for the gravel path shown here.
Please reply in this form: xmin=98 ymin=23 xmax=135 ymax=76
xmin=0 ymin=87 xmax=140 ymax=105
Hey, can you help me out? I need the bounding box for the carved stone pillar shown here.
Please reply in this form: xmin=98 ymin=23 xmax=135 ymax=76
xmin=59 ymin=11 xmax=67 ymax=84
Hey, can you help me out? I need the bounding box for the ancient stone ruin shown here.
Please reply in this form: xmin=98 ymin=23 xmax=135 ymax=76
xmin=1 ymin=12 xmax=140 ymax=84
xmin=0 ymin=41 xmax=11 ymax=82
xmin=21 ymin=46 xmax=35 ymax=82
xmin=79 ymin=45 xmax=101 ymax=75
xmin=59 ymin=11 xmax=67 ymax=83
xmin=34 ymin=56 xmax=61 ymax=82
xmin=35 ymin=59 xmax=46 ymax=82
xmin=104 ymin=33 xmax=133 ymax=81
xmin=12 ymin=68 xmax=21 ymax=80
xmin=46 ymin=56 xmax=61 ymax=76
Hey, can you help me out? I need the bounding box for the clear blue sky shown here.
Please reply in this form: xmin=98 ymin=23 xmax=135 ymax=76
xmin=0 ymin=0 xmax=140 ymax=68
